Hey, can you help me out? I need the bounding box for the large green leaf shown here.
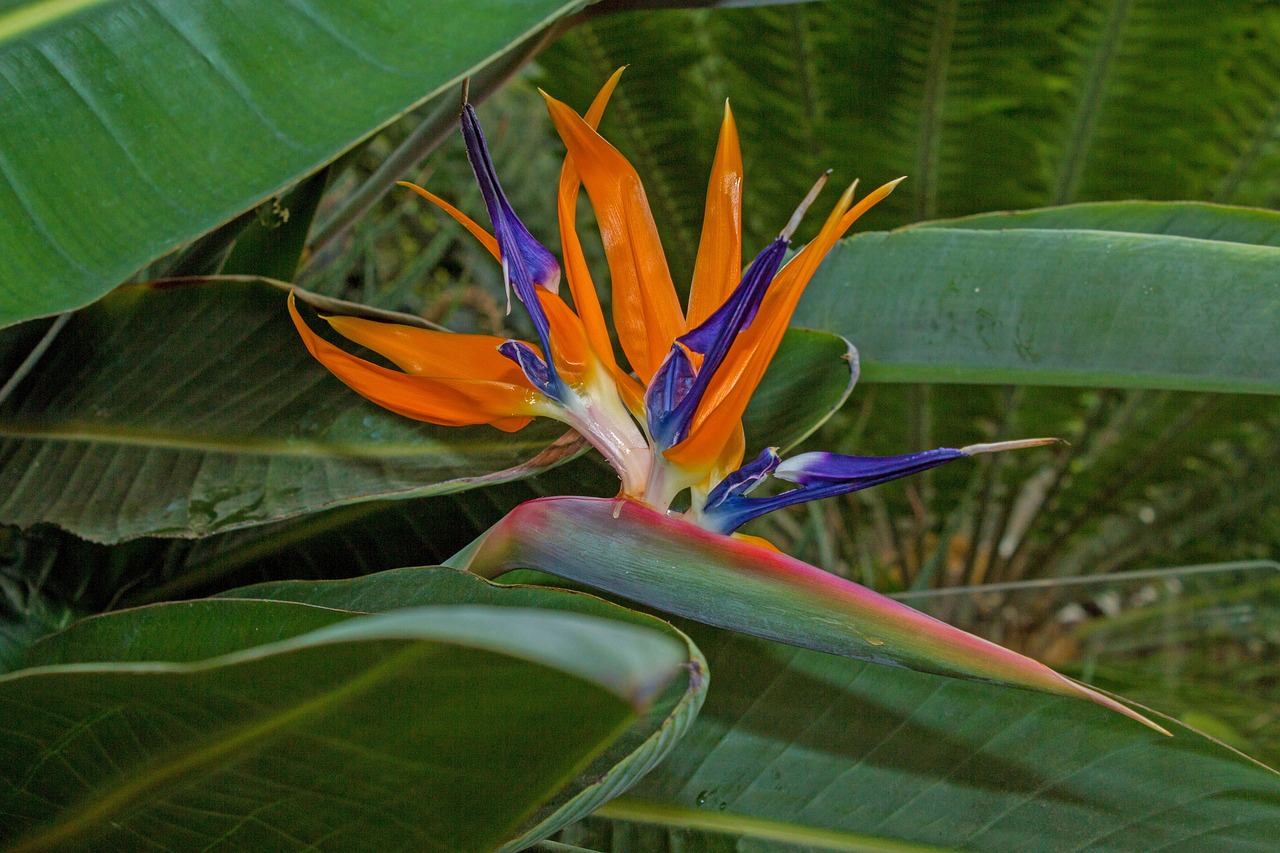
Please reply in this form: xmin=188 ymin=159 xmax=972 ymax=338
xmin=571 ymin=621 xmax=1280 ymax=852
xmin=218 ymin=566 xmax=708 ymax=851
xmin=0 ymin=279 xmax=575 ymax=542
xmin=793 ymin=222 xmax=1280 ymax=391
xmin=0 ymin=598 xmax=686 ymax=852
xmin=0 ymin=0 xmax=583 ymax=328
xmin=221 ymin=169 xmax=331 ymax=282
xmin=919 ymin=200 xmax=1280 ymax=246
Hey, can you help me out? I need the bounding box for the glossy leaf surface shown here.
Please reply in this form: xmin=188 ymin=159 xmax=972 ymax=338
xmin=216 ymin=566 xmax=708 ymax=852
xmin=577 ymin=621 xmax=1280 ymax=852
xmin=795 ymin=223 xmax=1280 ymax=391
xmin=1 ymin=595 xmax=686 ymax=852
xmin=0 ymin=0 xmax=579 ymax=328
xmin=918 ymin=200 xmax=1280 ymax=246
xmin=0 ymin=280 xmax=573 ymax=542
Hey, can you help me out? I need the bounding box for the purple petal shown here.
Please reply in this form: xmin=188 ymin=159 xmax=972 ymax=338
xmin=704 ymin=447 xmax=781 ymax=513
xmin=703 ymin=447 xmax=967 ymax=534
xmin=498 ymin=340 xmax=553 ymax=398
xmin=645 ymin=345 xmax=696 ymax=430
xmin=462 ymin=105 xmax=563 ymax=392
xmin=775 ymin=448 xmax=966 ymax=486
xmin=679 ymin=237 xmax=786 ymax=355
xmin=647 ymin=238 xmax=788 ymax=449
xmin=646 ymin=172 xmax=832 ymax=451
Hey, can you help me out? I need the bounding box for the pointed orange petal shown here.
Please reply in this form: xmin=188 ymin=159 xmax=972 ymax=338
xmin=323 ymin=313 xmax=527 ymax=383
xmin=687 ymin=101 xmax=743 ymax=328
xmin=556 ymin=69 xmax=648 ymax=414
xmin=559 ymin=68 xmax=625 ymax=378
xmin=543 ymin=91 xmax=685 ymax=383
xmin=714 ymin=421 xmax=746 ymax=479
xmin=397 ymin=181 xmax=500 ymax=262
xmin=560 ymin=73 xmax=624 ymax=371
xmin=612 ymin=370 xmax=647 ymax=417
xmin=536 ymin=288 xmax=590 ymax=383
xmin=665 ymin=178 xmax=903 ymax=470
xmin=289 ymin=293 xmax=539 ymax=431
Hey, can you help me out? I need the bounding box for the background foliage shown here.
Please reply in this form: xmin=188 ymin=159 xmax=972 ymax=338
xmin=1 ymin=0 xmax=1279 ymax=850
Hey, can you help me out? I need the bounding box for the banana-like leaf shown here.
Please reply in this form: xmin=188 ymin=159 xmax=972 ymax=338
xmin=0 ymin=279 xmax=576 ymax=542
xmin=0 ymin=596 xmax=687 ymax=852
xmin=917 ymin=200 xmax=1280 ymax=246
xmin=448 ymin=496 xmax=1165 ymax=733
xmin=574 ymin=621 xmax=1280 ymax=852
xmin=216 ymin=566 xmax=708 ymax=852
xmin=0 ymin=0 xmax=582 ymax=328
xmin=794 ymin=221 xmax=1280 ymax=392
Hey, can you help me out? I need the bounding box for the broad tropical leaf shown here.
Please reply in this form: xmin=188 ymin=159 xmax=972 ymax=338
xmin=218 ymin=566 xmax=708 ymax=851
xmin=919 ymin=200 xmax=1280 ymax=245
xmin=0 ymin=0 xmax=582 ymax=327
xmin=569 ymin=621 xmax=1280 ymax=852
xmin=0 ymin=279 xmax=575 ymax=542
xmin=1 ymin=596 xmax=687 ymax=852
xmin=742 ymin=329 xmax=857 ymax=456
xmin=794 ymin=223 xmax=1280 ymax=391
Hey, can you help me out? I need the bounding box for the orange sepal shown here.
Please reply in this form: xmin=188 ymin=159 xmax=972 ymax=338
xmin=535 ymin=288 xmax=591 ymax=384
xmin=687 ymin=102 xmax=743 ymax=328
xmin=665 ymin=178 xmax=903 ymax=469
xmin=397 ymin=181 xmax=500 ymax=262
xmin=543 ymin=91 xmax=686 ymax=383
xmin=289 ymin=293 xmax=541 ymax=432
xmin=558 ymin=68 xmax=624 ymax=379
xmin=322 ymin=311 xmax=527 ymax=383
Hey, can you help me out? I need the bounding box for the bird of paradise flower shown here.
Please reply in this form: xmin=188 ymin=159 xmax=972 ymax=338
xmin=289 ymin=70 xmax=1166 ymax=733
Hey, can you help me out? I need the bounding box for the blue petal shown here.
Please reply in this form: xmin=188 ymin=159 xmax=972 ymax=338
xmin=498 ymin=340 xmax=554 ymax=398
xmin=461 ymin=105 xmax=563 ymax=391
xmin=703 ymin=447 xmax=781 ymax=513
xmin=645 ymin=345 xmax=696 ymax=439
xmin=774 ymin=448 xmax=966 ymax=486
xmin=647 ymin=237 xmax=789 ymax=449
xmin=702 ymin=447 xmax=967 ymax=534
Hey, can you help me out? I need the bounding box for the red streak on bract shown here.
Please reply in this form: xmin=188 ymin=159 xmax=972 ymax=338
xmin=464 ymin=496 xmax=1168 ymax=735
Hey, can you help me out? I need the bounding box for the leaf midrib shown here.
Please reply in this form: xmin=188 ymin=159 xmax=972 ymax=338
xmin=0 ymin=420 xmax=554 ymax=457
xmin=1052 ymin=0 xmax=1133 ymax=204
xmin=0 ymin=0 xmax=114 ymax=42
xmin=596 ymin=797 xmax=954 ymax=853
xmin=912 ymin=0 xmax=957 ymax=222
xmin=8 ymin=642 xmax=440 ymax=853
